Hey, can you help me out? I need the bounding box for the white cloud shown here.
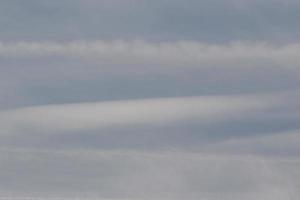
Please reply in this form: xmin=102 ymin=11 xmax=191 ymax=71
xmin=1 ymin=40 xmax=300 ymax=69
xmin=0 ymin=94 xmax=277 ymax=135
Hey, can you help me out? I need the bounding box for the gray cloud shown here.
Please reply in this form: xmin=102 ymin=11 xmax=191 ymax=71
xmin=0 ymin=149 xmax=299 ymax=199
xmin=1 ymin=0 xmax=300 ymax=199
xmin=201 ymin=130 xmax=300 ymax=155
xmin=0 ymin=95 xmax=268 ymax=134
xmin=0 ymin=92 xmax=299 ymax=156
xmin=0 ymin=40 xmax=299 ymax=110
xmin=1 ymin=0 xmax=300 ymax=42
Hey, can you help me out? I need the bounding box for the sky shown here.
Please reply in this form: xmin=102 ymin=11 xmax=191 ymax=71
xmin=0 ymin=0 xmax=300 ymax=199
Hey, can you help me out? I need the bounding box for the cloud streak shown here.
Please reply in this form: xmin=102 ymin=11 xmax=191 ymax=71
xmin=1 ymin=41 xmax=300 ymax=69
xmin=1 ymin=0 xmax=300 ymax=198
xmin=0 ymin=94 xmax=275 ymax=135
xmin=203 ymin=130 xmax=300 ymax=156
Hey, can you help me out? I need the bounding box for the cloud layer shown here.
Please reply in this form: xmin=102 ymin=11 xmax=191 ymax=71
xmin=0 ymin=40 xmax=299 ymax=198
xmin=1 ymin=41 xmax=300 ymax=69
xmin=0 ymin=149 xmax=299 ymax=200
xmin=0 ymin=40 xmax=299 ymax=199
xmin=1 ymin=0 xmax=300 ymax=199
xmin=1 ymin=0 xmax=300 ymax=42
xmin=0 ymin=94 xmax=275 ymax=134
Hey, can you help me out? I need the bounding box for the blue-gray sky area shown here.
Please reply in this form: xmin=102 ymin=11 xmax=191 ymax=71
xmin=0 ymin=0 xmax=300 ymax=199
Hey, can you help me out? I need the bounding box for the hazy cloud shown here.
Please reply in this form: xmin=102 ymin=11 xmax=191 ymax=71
xmin=1 ymin=0 xmax=300 ymax=199
xmin=0 ymin=94 xmax=275 ymax=135
xmin=1 ymin=41 xmax=300 ymax=69
xmin=0 ymin=149 xmax=299 ymax=199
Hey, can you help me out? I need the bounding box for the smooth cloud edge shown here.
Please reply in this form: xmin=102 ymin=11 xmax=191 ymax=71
xmin=0 ymin=94 xmax=278 ymax=135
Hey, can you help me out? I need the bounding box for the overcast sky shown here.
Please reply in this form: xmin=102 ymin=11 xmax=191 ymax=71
xmin=0 ymin=0 xmax=300 ymax=199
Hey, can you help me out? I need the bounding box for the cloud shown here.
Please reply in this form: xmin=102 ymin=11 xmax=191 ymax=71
xmin=0 ymin=94 xmax=275 ymax=135
xmin=0 ymin=148 xmax=299 ymax=199
xmin=1 ymin=0 xmax=300 ymax=42
xmin=0 ymin=0 xmax=300 ymax=198
xmin=1 ymin=40 xmax=300 ymax=110
xmin=0 ymin=91 xmax=299 ymax=156
xmin=1 ymin=41 xmax=300 ymax=69
xmin=203 ymin=130 xmax=300 ymax=156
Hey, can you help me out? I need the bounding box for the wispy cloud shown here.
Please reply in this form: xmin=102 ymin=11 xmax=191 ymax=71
xmin=0 ymin=94 xmax=274 ymax=135
xmin=204 ymin=130 xmax=300 ymax=156
xmin=0 ymin=148 xmax=299 ymax=199
xmin=1 ymin=41 xmax=300 ymax=69
xmin=1 ymin=1 xmax=300 ymax=198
